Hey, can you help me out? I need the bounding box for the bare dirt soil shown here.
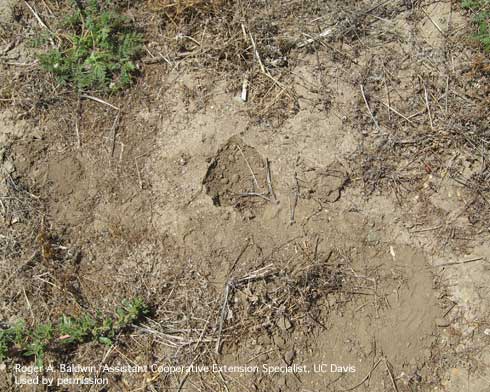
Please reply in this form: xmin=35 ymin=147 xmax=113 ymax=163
xmin=1 ymin=0 xmax=490 ymax=391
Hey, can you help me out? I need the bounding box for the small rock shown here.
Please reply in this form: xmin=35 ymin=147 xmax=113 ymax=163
xmin=435 ymin=318 xmax=451 ymax=328
xmin=277 ymin=315 xmax=292 ymax=331
xmin=2 ymin=160 xmax=15 ymax=174
xmin=484 ymin=328 xmax=490 ymax=336
xmin=220 ymin=178 xmax=229 ymax=185
xmin=231 ymin=174 xmax=240 ymax=183
xmin=284 ymin=349 xmax=295 ymax=365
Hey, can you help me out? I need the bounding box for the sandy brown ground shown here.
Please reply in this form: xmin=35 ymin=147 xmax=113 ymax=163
xmin=1 ymin=0 xmax=490 ymax=391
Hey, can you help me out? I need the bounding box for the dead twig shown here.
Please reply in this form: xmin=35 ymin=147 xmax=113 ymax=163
xmin=296 ymin=0 xmax=393 ymax=48
xmin=420 ymin=76 xmax=434 ymax=130
xmin=342 ymin=358 xmax=382 ymax=391
xmin=265 ymin=159 xmax=278 ymax=204
xmin=384 ymin=359 xmax=399 ymax=392
xmin=289 ymin=172 xmax=300 ymax=225
xmin=80 ymin=94 xmax=120 ymax=111
xmin=360 ymin=84 xmax=380 ymax=131
xmin=421 ymin=8 xmax=445 ymax=37
xmin=248 ymin=32 xmax=266 ymax=74
xmin=215 ymin=280 xmax=232 ymax=354
xmin=75 ymin=98 xmax=81 ymax=148
xmin=297 ymin=28 xmax=334 ymax=48
xmin=23 ymin=1 xmax=56 ymax=47
xmin=434 ymin=257 xmax=485 ymax=267
xmin=110 ymin=113 xmax=121 ymax=158
xmin=238 ymin=192 xmax=271 ymax=202
xmin=410 ymin=225 xmax=442 ymax=233
xmin=380 ymin=102 xmax=417 ymax=126
xmin=237 ymin=145 xmax=260 ymax=190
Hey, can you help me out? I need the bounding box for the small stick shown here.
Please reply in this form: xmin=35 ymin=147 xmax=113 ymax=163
xmin=110 ymin=113 xmax=120 ymax=158
xmin=435 ymin=257 xmax=484 ymax=267
xmin=22 ymin=288 xmax=34 ymax=322
xmin=443 ymin=302 xmax=457 ymax=318
xmin=380 ymin=102 xmax=416 ymax=126
xmin=382 ymin=67 xmax=391 ymax=121
xmin=227 ymin=240 xmax=250 ymax=278
xmin=177 ymin=315 xmax=211 ymax=392
xmin=421 ymin=8 xmax=445 ymax=37
xmin=265 ymin=159 xmax=278 ymax=204
xmin=0 ymin=60 xmax=37 ymax=67
xmin=384 ymin=359 xmax=399 ymax=392
xmin=215 ymin=280 xmax=233 ymax=354
xmin=342 ymin=358 xmax=382 ymax=391
xmin=244 ymin=24 xmax=295 ymax=102
xmin=445 ymin=75 xmax=449 ymax=113
xmin=235 ymin=265 xmax=277 ymax=284
xmin=118 ymin=142 xmax=125 ymax=163
xmin=238 ymin=192 xmax=271 ymax=202
xmin=248 ymin=33 xmax=266 ymax=74
xmin=75 ymin=120 xmax=81 ymax=149
xmin=421 ymin=78 xmax=434 ymax=130
xmin=80 ymin=94 xmax=120 ymax=111
xmin=23 ymin=1 xmax=56 ymax=47
xmin=75 ymin=98 xmax=81 ymax=148
xmin=410 ymin=225 xmax=442 ymax=233
xmin=290 ymin=172 xmax=299 ymax=225
xmin=241 ymin=79 xmax=249 ymax=102
xmin=237 ymin=145 xmax=260 ymax=190
xmin=135 ymin=160 xmax=143 ymax=190
xmin=88 ymin=344 xmax=115 ymax=392
xmin=297 ymin=28 xmax=334 ymax=48
xmin=240 ymin=23 xmax=248 ymax=41
xmin=297 ymin=0 xmax=393 ymax=48
xmin=360 ymin=84 xmax=380 ymax=131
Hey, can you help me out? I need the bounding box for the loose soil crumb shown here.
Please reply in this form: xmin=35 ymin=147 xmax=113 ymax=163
xmin=203 ymin=136 xmax=268 ymax=209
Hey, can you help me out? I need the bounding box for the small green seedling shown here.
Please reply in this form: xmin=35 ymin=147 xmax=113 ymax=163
xmin=0 ymin=298 xmax=149 ymax=366
xmin=462 ymin=0 xmax=490 ymax=51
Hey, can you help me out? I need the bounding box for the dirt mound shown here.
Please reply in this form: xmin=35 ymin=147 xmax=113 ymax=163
xmin=203 ymin=136 xmax=271 ymax=210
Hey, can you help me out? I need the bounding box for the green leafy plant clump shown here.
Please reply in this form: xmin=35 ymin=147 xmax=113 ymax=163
xmin=39 ymin=0 xmax=143 ymax=92
xmin=0 ymin=298 xmax=149 ymax=367
xmin=462 ymin=0 xmax=490 ymax=51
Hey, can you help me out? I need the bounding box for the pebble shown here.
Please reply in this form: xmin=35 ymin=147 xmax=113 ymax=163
xmin=220 ymin=178 xmax=229 ymax=185
xmin=231 ymin=174 xmax=240 ymax=183
xmin=277 ymin=315 xmax=292 ymax=331
xmin=284 ymin=349 xmax=295 ymax=365
xmin=2 ymin=160 xmax=15 ymax=174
